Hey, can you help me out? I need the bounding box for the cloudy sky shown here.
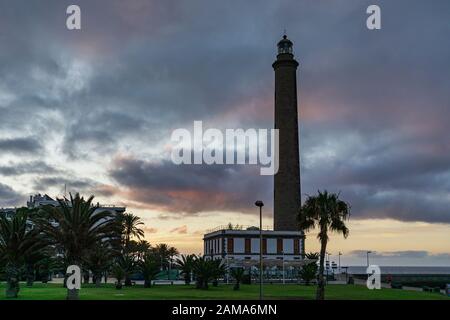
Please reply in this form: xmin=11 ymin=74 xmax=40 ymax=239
xmin=0 ymin=0 xmax=449 ymax=265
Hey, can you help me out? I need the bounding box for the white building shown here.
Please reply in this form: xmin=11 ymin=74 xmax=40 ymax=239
xmin=1 ymin=193 xmax=126 ymax=217
xmin=203 ymin=226 xmax=305 ymax=268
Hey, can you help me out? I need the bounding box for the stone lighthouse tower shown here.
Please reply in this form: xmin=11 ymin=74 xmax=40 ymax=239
xmin=272 ymin=35 xmax=301 ymax=232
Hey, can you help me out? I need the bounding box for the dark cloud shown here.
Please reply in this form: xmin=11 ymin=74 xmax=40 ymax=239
xmin=0 ymin=137 xmax=42 ymax=155
xmin=32 ymin=176 xmax=97 ymax=194
xmin=0 ymin=161 xmax=60 ymax=176
xmin=109 ymin=157 xmax=271 ymax=215
xmin=62 ymin=110 xmax=147 ymax=158
xmin=0 ymin=183 xmax=23 ymax=207
xmin=1 ymin=0 xmax=450 ymax=225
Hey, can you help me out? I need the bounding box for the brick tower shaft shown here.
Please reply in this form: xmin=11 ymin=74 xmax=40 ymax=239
xmin=272 ymin=35 xmax=301 ymax=232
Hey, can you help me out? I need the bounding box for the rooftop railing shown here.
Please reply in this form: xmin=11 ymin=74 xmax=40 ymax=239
xmin=205 ymin=225 xmax=273 ymax=234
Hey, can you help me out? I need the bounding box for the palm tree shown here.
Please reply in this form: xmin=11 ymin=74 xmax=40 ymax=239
xmin=192 ymin=255 xmax=210 ymax=289
xmin=154 ymin=243 xmax=170 ymax=273
xmin=118 ymin=254 xmax=136 ymax=286
xmin=35 ymin=250 xmax=59 ymax=283
xmin=230 ymin=268 xmax=245 ymax=290
xmin=111 ymin=264 xmax=125 ymax=289
xmin=211 ymin=258 xmax=226 ymax=287
xmin=298 ymin=252 xmax=319 ymax=285
xmin=298 ymin=190 xmax=350 ymax=300
xmin=0 ymin=209 xmax=44 ymax=298
xmin=175 ymin=254 xmax=195 ymax=285
xmin=191 ymin=256 xmax=225 ymax=289
xmin=24 ymin=246 xmax=49 ymax=287
xmin=33 ymin=193 xmax=120 ymax=299
xmin=167 ymin=246 xmax=179 ymax=280
xmin=84 ymin=243 xmax=115 ymax=287
xmin=118 ymin=213 xmax=144 ymax=250
xmin=139 ymin=253 xmax=160 ymax=288
xmin=136 ymin=240 xmax=151 ymax=261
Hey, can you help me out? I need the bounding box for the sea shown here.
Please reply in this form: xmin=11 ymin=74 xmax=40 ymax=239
xmin=345 ymin=266 xmax=450 ymax=275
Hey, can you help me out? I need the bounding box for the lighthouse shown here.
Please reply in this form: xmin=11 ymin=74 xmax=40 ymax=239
xmin=202 ymin=35 xmax=305 ymax=266
xmin=273 ymin=35 xmax=301 ymax=234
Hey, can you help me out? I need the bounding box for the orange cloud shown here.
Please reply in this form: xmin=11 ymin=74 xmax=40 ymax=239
xmin=170 ymin=225 xmax=188 ymax=234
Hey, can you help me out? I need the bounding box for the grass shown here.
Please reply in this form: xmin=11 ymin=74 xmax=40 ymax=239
xmin=0 ymin=282 xmax=448 ymax=300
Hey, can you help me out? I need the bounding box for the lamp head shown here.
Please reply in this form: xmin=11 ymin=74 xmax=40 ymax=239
xmin=254 ymin=200 xmax=264 ymax=207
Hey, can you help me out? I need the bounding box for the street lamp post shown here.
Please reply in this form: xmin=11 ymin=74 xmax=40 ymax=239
xmin=366 ymin=251 xmax=372 ymax=267
xmin=326 ymin=252 xmax=331 ymax=284
xmin=255 ymin=200 xmax=264 ymax=300
xmin=282 ymin=251 xmax=285 ymax=284
xmin=338 ymin=252 xmax=342 ymax=274
xmin=226 ymin=254 xmax=229 ymax=284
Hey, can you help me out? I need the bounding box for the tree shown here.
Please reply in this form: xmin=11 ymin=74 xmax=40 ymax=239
xmin=167 ymin=246 xmax=179 ymax=280
xmin=111 ymin=264 xmax=125 ymax=290
xmin=298 ymin=252 xmax=319 ymax=285
xmin=230 ymin=268 xmax=245 ymax=290
xmin=211 ymin=258 xmax=226 ymax=287
xmin=192 ymin=256 xmax=225 ymax=290
xmin=84 ymin=243 xmax=115 ymax=287
xmin=298 ymin=191 xmax=350 ymax=300
xmin=136 ymin=240 xmax=151 ymax=261
xmin=139 ymin=253 xmax=160 ymax=288
xmin=175 ymin=254 xmax=195 ymax=285
xmin=154 ymin=243 xmax=170 ymax=273
xmin=35 ymin=251 xmax=59 ymax=283
xmin=119 ymin=254 xmax=137 ymax=286
xmin=33 ymin=193 xmax=120 ymax=300
xmin=117 ymin=213 xmax=144 ymax=250
xmin=24 ymin=246 xmax=50 ymax=287
xmin=0 ymin=209 xmax=43 ymax=298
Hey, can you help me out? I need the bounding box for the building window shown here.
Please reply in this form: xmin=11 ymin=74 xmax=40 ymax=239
xmin=267 ymin=238 xmax=277 ymax=254
xmin=283 ymin=238 xmax=294 ymax=254
xmin=251 ymin=238 xmax=260 ymax=253
xmin=263 ymin=239 xmax=267 ymax=254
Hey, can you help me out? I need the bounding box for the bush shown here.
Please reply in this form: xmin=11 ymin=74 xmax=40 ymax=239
xmin=242 ymin=274 xmax=252 ymax=285
xmin=391 ymin=283 xmax=403 ymax=289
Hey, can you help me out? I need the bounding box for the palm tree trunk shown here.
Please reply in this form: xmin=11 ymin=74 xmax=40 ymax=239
xmin=95 ymin=274 xmax=102 ymax=287
xmin=144 ymin=279 xmax=152 ymax=288
xmin=83 ymin=271 xmax=90 ymax=284
xmin=316 ymin=238 xmax=327 ymax=300
xmin=184 ymin=273 xmax=190 ymax=285
xmin=5 ymin=265 xmax=20 ymax=298
xmin=67 ymin=288 xmax=79 ymax=300
xmin=6 ymin=278 xmax=20 ymax=298
xmin=26 ymin=264 xmax=34 ymax=287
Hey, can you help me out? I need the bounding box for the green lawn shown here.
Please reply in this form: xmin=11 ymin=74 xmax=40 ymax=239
xmin=0 ymin=283 xmax=448 ymax=300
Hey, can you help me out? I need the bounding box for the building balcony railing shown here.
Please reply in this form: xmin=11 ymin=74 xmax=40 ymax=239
xmin=205 ymin=225 xmax=273 ymax=234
